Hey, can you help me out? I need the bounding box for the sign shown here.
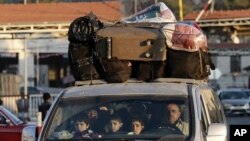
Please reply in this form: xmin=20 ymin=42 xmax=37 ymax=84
xmin=209 ymin=68 xmax=222 ymax=79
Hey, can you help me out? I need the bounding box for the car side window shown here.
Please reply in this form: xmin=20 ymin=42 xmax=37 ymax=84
xmin=0 ymin=113 xmax=7 ymax=125
xmin=201 ymin=89 xmax=224 ymax=123
xmin=200 ymin=98 xmax=208 ymax=135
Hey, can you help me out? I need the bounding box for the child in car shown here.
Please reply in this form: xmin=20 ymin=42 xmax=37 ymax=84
xmin=73 ymin=116 xmax=98 ymax=138
xmin=108 ymin=114 xmax=124 ymax=133
xmin=128 ymin=117 xmax=145 ymax=135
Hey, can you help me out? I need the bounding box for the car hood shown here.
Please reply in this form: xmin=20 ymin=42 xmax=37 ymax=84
xmin=221 ymin=99 xmax=249 ymax=105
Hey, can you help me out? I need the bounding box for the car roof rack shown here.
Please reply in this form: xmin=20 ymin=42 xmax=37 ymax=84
xmin=74 ymin=78 xmax=207 ymax=86
xmin=153 ymin=78 xmax=208 ymax=84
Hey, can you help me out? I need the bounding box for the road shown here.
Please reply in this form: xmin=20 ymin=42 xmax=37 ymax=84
xmin=226 ymin=116 xmax=250 ymax=140
xmin=227 ymin=115 xmax=250 ymax=125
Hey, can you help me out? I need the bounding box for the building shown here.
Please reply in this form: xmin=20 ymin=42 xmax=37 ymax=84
xmin=1 ymin=2 xmax=250 ymax=89
xmin=185 ymin=10 xmax=250 ymax=89
xmin=0 ymin=1 xmax=121 ymax=88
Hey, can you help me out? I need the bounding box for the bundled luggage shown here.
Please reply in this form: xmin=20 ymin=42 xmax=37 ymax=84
xmin=67 ymin=13 xmax=103 ymax=81
xmin=67 ymin=3 xmax=214 ymax=83
xmin=95 ymin=23 xmax=167 ymax=81
xmin=161 ymin=23 xmax=213 ymax=79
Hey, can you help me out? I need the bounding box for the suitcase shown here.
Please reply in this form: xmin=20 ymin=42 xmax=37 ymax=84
xmin=95 ymin=23 xmax=167 ymax=61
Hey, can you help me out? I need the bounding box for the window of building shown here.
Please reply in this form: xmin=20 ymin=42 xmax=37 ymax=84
xmin=230 ymin=55 xmax=241 ymax=72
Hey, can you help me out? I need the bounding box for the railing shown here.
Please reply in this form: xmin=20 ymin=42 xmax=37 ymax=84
xmin=0 ymin=95 xmax=21 ymax=115
xmin=29 ymin=94 xmax=58 ymax=122
xmin=1 ymin=93 xmax=59 ymax=121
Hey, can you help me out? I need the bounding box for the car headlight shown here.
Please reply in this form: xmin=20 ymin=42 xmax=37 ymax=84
xmin=244 ymin=103 xmax=249 ymax=108
xmin=223 ymin=103 xmax=231 ymax=108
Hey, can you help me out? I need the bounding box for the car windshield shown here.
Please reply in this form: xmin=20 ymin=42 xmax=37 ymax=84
xmin=245 ymin=90 xmax=250 ymax=97
xmin=1 ymin=106 xmax=23 ymax=125
xmin=220 ymin=91 xmax=248 ymax=100
xmin=45 ymin=95 xmax=190 ymax=140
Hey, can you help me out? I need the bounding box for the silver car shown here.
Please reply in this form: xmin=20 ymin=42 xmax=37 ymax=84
xmin=217 ymin=88 xmax=250 ymax=116
xmin=23 ymin=79 xmax=227 ymax=141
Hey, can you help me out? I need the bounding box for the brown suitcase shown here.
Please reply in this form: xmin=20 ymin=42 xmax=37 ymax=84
xmin=95 ymin=23 xmax=167 ymax=61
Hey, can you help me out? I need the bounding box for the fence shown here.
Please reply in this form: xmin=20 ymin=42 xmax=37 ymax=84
xmin=0 ymin=74 xmax=21 ymax=96
xmin=29 ymin=94 xmax=58 ymax=121
xmin=0 ymin=74 xmax=21 ymax=115
xmin=1 ymin=95 xmax=21 ymax=115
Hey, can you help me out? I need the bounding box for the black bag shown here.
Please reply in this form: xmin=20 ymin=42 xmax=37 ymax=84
xmin=68 ymin=13 xmax=104 ymax=81
xmin=68 ymin=12 xmax=103 ymax=43
xmin=68 ymin=42 xmax=99 ymax=81
xmin=131 ymin=61 xmax=165 ymax=81
xmin=99 ymin=58 xmax=132 ymax=83
xmin=165 ymin=48 xmax=213 ymax=79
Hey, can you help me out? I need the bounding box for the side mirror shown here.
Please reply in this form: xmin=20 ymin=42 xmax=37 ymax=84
xmin=22 ymin=126 xmax=37 ymax=141
xmin=206 ymin=123 xmax=227 ymax=141
xmin=5 ymin=119 xmax=11 ymax=125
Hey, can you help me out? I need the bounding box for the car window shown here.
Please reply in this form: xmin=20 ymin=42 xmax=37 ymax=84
xmin=0 ymin=113 xmax=7 ymax=125
xmin=45 ymin=95 xmax=190 ymax=140
xmin=200 ymin=99 xmax=208 ymax=136
xmin=201 ymin=89 xmax=224 ymax=123
xmin=1 ymin=107 xmax=23 ymax=125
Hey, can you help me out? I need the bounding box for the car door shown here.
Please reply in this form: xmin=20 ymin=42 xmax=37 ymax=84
xmin=0 ymin=111 xmax=23 ymax=141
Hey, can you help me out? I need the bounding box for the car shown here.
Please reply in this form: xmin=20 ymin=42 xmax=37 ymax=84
xmin=0 ymin=106 xmax=36 ymax=141
xmin=22 ymin=78 xmax=227 ymax=141
xmin=20 ymin=86 xmax=48 ymax=96
xmin=217 ymin=88 xmax=250 ymax=116
xmin=243 ymin=89 xmax=250 ymax=98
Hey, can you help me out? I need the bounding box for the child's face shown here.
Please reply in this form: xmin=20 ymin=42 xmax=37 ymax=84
xmin=132 ymin=121 xmax=144 ymax=135
xmin=75 ymin=121 xmax=89 ymax=132
xmin=110 ymin=119 xmax=123 ymax=132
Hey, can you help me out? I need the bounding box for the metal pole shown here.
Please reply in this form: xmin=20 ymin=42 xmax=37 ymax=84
xmin=36 ymin=42 xmax=39 ymax=86
xmin=134 ymin=0 xmax=137 ymax=14
xmin=195 ymin=0 xmax=213 ymax=22
xmin=24 ymin=39 xmax=28 ymax=98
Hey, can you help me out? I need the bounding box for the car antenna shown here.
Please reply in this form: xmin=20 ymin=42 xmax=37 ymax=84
xmin=90 ymin=46 xmax=94 ymax=85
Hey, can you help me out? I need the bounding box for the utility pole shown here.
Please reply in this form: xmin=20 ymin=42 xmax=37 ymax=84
xmin=179 ymin=0 xmax=183 ymax=21
xmin=134 ymin=0 xmax=137 ymax=14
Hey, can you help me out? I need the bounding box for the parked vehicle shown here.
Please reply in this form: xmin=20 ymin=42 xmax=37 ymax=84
xmin=20 ymin=86 xmax=48 ymax=95
xmin=244 ymin=89 xmax=250 ymax=98
xmin=0 ymin=106 xmax=36 ymax=141
xmin=20 ymin=86 xmax=63 ymax=96
xmin=22 ymin=78 xmax=227 ymax=141
xmin=217 ymin=88 xmax=250 ymax=116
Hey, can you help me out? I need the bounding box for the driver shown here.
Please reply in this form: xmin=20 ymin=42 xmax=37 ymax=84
xmin=165 ymin=103 xmax=189 ymax=136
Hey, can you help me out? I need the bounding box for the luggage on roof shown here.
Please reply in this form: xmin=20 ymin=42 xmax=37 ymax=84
xmin=67 ymin=11 xmax=214 ymax=83
xmin=95 ymin=23 xmax=167 ymax=61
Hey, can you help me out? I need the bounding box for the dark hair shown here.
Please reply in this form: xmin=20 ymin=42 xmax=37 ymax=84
xmin=0 ymin=98 xmax=3 ymax=105
xmin=110 ymin=114 xmax=123 ymax=123
xmin=132 ymin=116 xmax=144 ymax=126
xmin=43 ymin=93 xmax=51 ymax=101
xmin=76 ymin=116 xmax=90 ymax=125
